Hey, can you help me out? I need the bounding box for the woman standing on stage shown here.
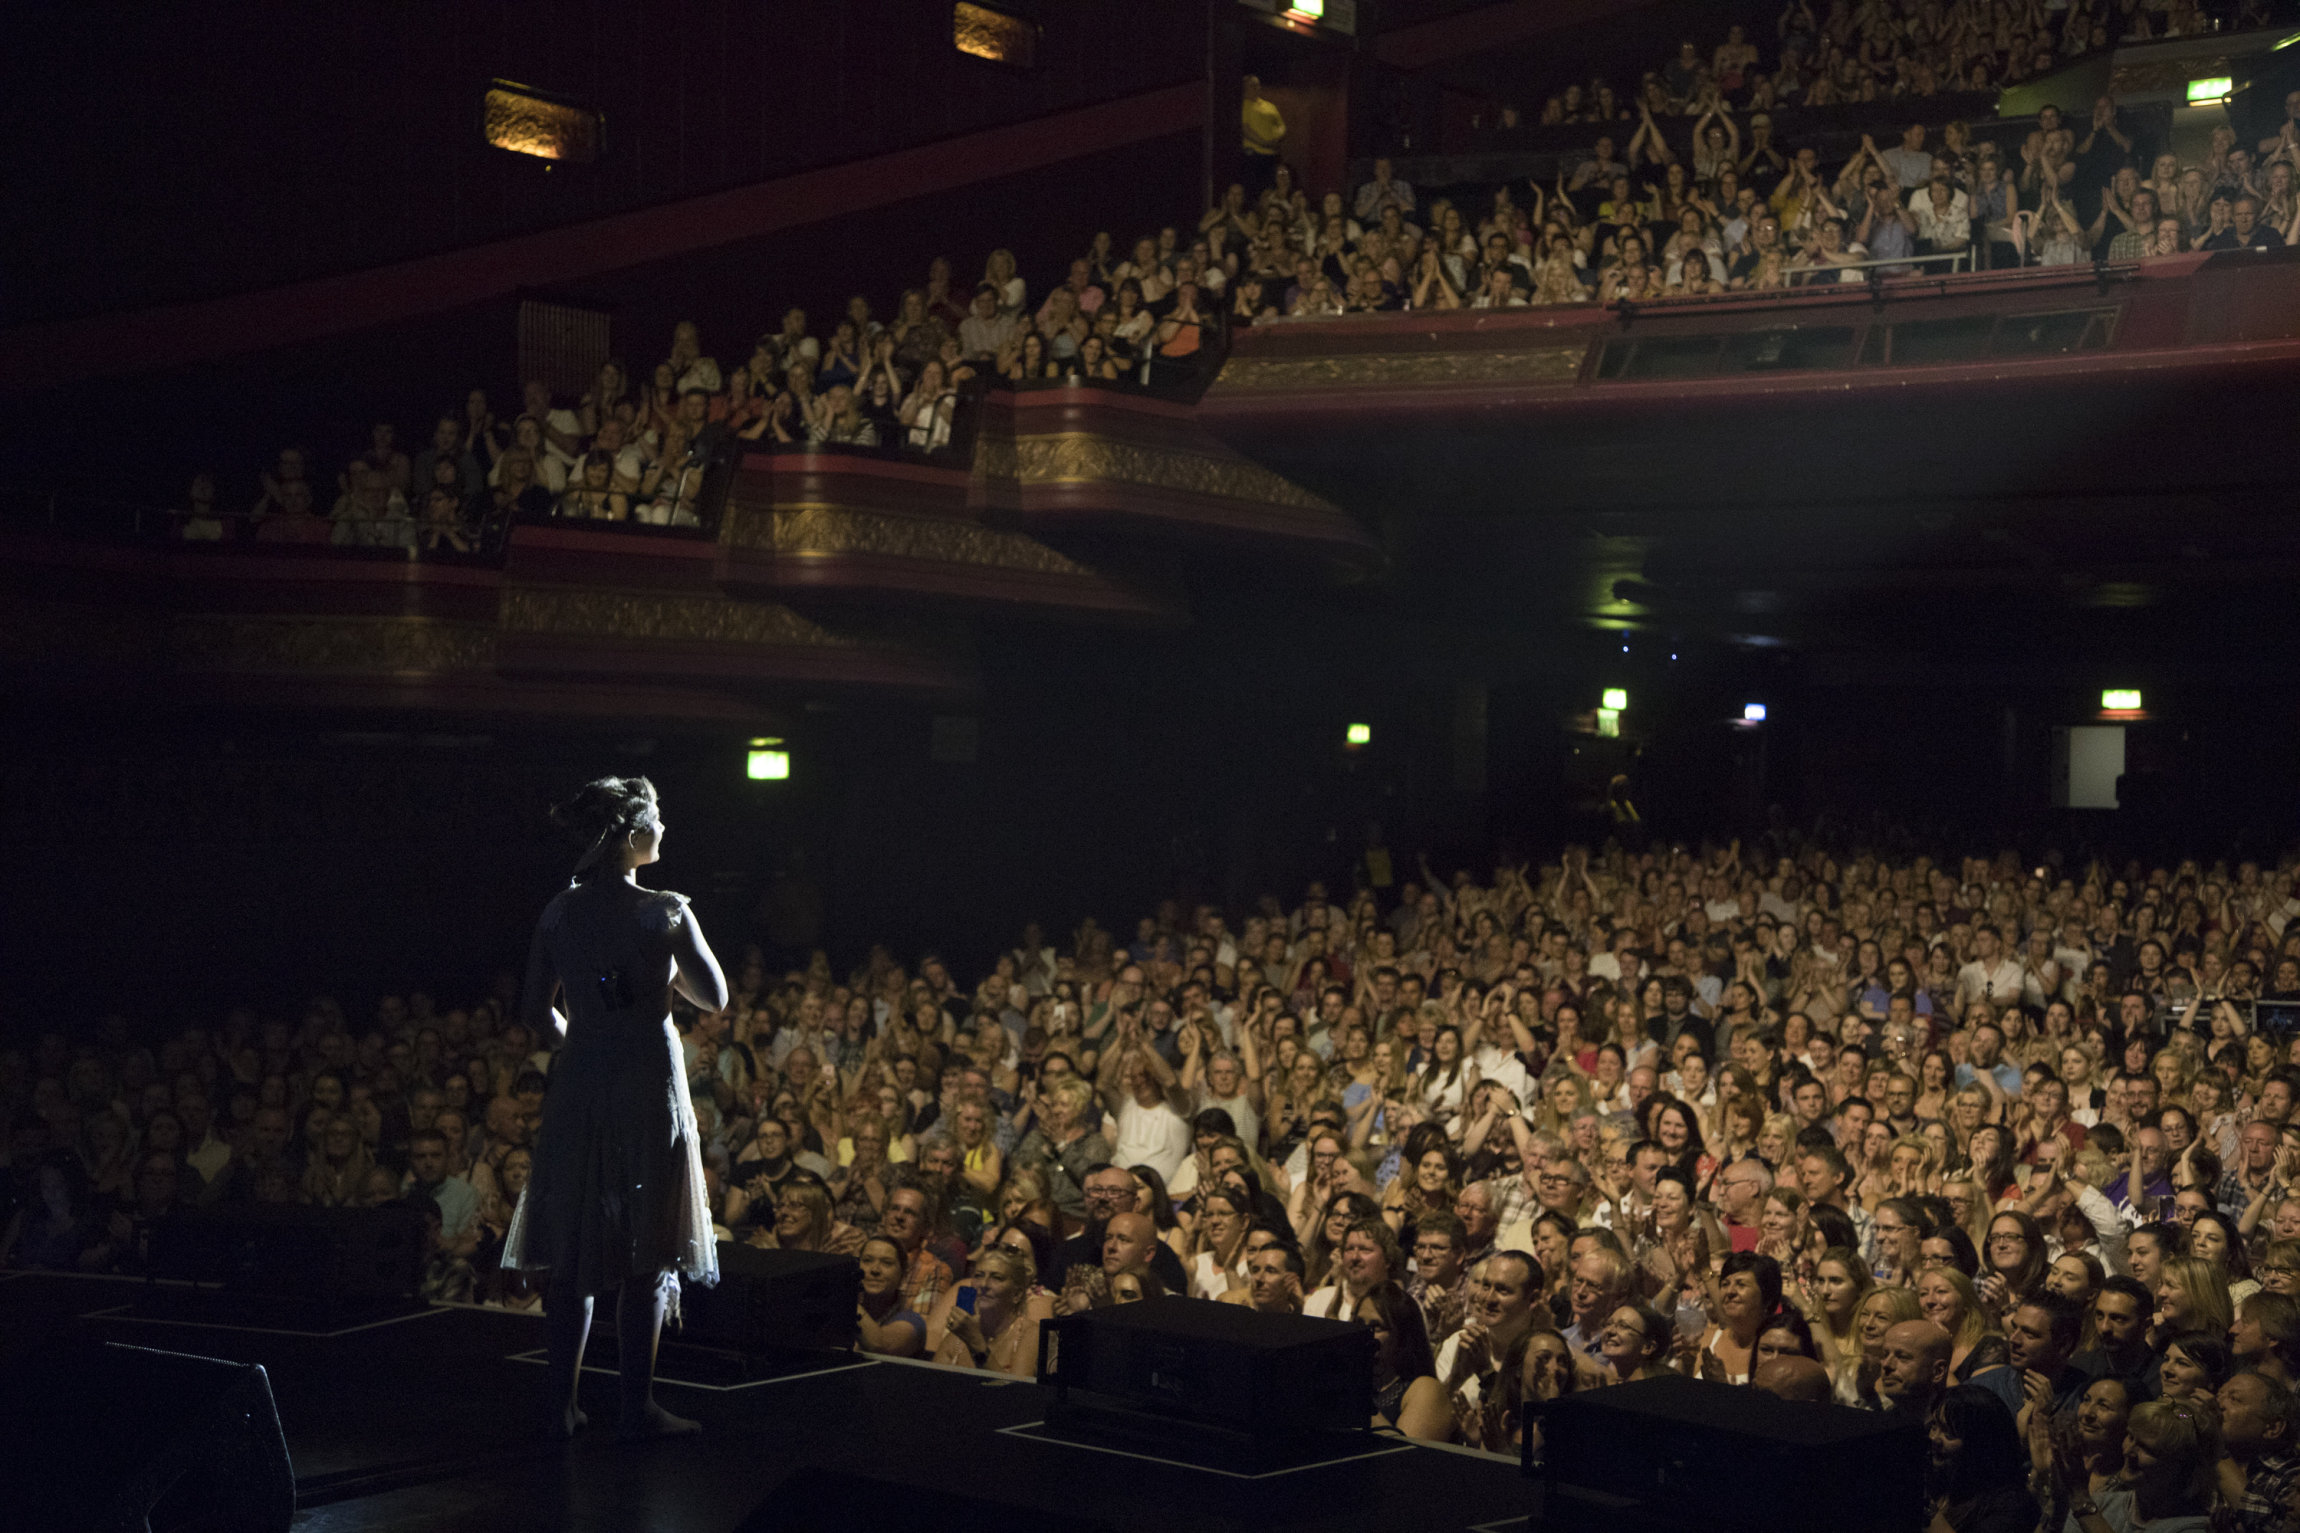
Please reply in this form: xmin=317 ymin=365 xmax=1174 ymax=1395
xmin=501 ymin=776 xmax=729 ymax=1441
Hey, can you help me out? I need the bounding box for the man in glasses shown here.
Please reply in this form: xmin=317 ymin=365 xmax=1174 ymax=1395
xmin=1715 ymin=1158 xmax=1772 ymax=1253
xmin=1562 ymin=1248 xmax=1632 ymax=1356
xmin=1409 ymin=1212 xmax=1472 ymax=1346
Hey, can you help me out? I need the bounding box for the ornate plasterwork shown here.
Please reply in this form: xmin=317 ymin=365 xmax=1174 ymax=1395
xmin=1210 ymin=345 xmax=1589 ymax=391
xmin=170 ymin=615 xmax=497 ymax=672
xmin=721 ymin=504 xmax=1089 ymax=576
xmin=987 ymin=432 xmax=1336 ymax=513
xmin=498 ymin=585 xmax=848 ymax=647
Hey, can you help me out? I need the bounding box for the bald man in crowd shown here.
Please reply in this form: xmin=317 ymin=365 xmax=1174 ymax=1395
xmin=1875 ymin=1320 xmax=1953 ymax=1418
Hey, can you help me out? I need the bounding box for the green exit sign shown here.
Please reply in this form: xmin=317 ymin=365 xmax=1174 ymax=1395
xmin=2188 ymin=76 xmax=2233 ymax=103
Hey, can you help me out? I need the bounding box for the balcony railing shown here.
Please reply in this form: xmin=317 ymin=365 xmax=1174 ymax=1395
xmin=1 ymin=321 xmax=1235 ymax=557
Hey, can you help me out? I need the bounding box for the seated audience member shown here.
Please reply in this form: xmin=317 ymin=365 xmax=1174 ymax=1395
xmin=253 ymin=480 xmax=329 ymax=543
xmin=856 ymin=1235 xmax=926 ymax=1357
xmin=558 ymin=452 xmax=629 ymax=522
xmin=1925 ymin=1385 xmax=2037 ymax=1533
xmin=930 ymin=1245 xmax=1040 ymax=1378
xmin=174 ymin=471 xmax=229 ymax=541
xmin=1360 ymin=1279 xmax=1451 ymax=1440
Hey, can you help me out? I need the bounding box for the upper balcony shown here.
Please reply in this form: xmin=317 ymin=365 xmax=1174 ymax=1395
xmin=1199 ymin=249 xmax=2300 ymax=517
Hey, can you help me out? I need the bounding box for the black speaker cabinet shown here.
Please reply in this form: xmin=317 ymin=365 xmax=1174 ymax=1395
xmin=1537 ymin=1373 xmax=1925 ymax=1533
xmin=1040 ymin=1296 xmax=1374 ymax=1445
xmin=0 ymin=1340 xmax=294 ymax=1533
xmin=150 ymin=1203 xmax=425 ymax=1302
xmin=677 ymin=1242 xmax=859 ymax=1356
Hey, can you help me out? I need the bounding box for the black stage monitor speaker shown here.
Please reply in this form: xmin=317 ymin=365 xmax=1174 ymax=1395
xmin=739 ymin=1467 xmax=1115 ymax=1533
xmin=1041 ymin=1295 xmax=1374 ymax=1442
xmin=150 ymin=1203 xmax=425 ymax=1303
xmin=1537 ymin=1373 xmax=1925 ymax=1533
xmin=0 ymin=1339 xmax=294 ymax=1533
xmin=677 ymin=1242 xmax=859 ymax=1355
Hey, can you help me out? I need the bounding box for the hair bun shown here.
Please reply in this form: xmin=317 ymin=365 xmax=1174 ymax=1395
xmin=549 ymin=775 xmax=659 ymax=847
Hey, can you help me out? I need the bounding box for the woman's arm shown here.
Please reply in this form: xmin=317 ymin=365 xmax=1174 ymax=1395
xmin=1391 ymin=1376 xmax=1456 ymax=1442
xmin=520 ymin=923 xmax=563 ymax=1043
xmin=670 ymin=904 xmax=730 ymax=1013
xmin=857 ymin=1305 xmax=921 ymax=1357
xmin=962 ymin=1143 xmax=1001 ymax=1196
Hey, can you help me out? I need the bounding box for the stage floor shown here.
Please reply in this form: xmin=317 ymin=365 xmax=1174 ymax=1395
xmin=0 ymin=1272 xmax=1534 ymax=1533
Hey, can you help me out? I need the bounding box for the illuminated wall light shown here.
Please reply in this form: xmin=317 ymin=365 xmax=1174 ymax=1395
xmin=1601 ymin=688 xmax=1629 ymax=711
xmin=2100 ymin=689 xmax=2144 ymax=711
xmin=483 ymin=82 xmax=601 ymax=163
xmin=1743 ymin=703 xmax=1768 ymax=723
xmin=954 ymin=2 xmax=1038 ymax=65
xmin=1595 ymin=708 xmax=1621 ymax=738
xmin=1345 ymin=722 xmax=1372 ymax=746
xmin=2187 ymin=77 xmax=2233 ymax=103
xmin=746 ymin=737 xmax=790 ymax=781
xmin=1285 ymin=0 xmax=1325 ymax=17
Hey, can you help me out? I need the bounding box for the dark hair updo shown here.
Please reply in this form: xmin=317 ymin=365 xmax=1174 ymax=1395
xmin=551 ymin=775 xmax=661 ymax=881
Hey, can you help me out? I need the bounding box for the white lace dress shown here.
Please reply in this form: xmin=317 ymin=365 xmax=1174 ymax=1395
xmin=500 ymin=883 xmax=718 ymax=1305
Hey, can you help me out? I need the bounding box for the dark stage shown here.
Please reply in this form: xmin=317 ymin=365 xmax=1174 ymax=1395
xmin=0 ymin=1272 xmax=1532 ymax=1532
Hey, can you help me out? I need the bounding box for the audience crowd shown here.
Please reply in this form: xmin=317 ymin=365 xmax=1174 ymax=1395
xmin=15 ymin=832 xmax=2300 ymax=1526
xmin=1241 ymin=28 xmax=2299 ymax=313
xmin=1503 ymin=0 xmax=2257 ymax=131
xmin=172 ymin=240 xmax=1224 ymax=551
xmin=169 ymin=5 xmax=2300 ymax=551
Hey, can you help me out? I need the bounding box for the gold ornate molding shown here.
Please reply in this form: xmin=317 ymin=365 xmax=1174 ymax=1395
xmin=498 ymin=585 xmax=849 ymax=647
xmin=2110 ymin=56 xmax=2227 ymax=96
xmin=1211 ymin=345 xmax=1588 ymax=391
xmin=995 ymin=433 xmax=1336 ymax=513
xmin=721 ymin=504 xmax=1089 ymax=577
xmin=170 ymin=615 xmax=498 ymax=672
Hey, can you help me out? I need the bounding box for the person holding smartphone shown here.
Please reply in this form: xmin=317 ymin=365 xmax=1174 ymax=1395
xmin=930 ymin=1247 xmax=1040 ymax=1378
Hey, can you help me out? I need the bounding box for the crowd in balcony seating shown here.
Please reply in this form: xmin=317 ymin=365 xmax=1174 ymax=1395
xmin=15 ymin=825 xmax=2300 ymax=1524
xmin=1231 ymin=21 xmax=2300 ymax=316
xmin=1501 ymin=0 xmax=2252 ymax=130
xmin=172 ymin=245 xmax=1225 ymax=550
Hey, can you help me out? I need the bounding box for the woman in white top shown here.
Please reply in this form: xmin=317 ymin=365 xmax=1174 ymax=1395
xmin=1185 ymin=1187 xmax=1254 ymax=1301
xmin=1410 ymin=1025 xmax=1479 ymax=1138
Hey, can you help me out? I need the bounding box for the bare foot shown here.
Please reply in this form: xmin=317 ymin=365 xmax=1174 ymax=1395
xmin=548 ymin=1404 xmax=589 ymax=1441
xmin=616 ymin=1401 xmax=701 ymax=1442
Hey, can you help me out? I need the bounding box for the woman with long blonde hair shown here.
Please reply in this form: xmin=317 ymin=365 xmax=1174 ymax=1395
xmin=1534 ymin=1073 xmax=1591 ymax=1137
xmin=2152 ymin=1254 xmax=2235 ymax=1346
xmin=1791 ymin=1245 xmax=1873 ymax=1384
xmin=1837 ymin=1284 xmax=1922 ymax=1404
xmin=1914 ymin=1264 xmax=2007 ymax=1382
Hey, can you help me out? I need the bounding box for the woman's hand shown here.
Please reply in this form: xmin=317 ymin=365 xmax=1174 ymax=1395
xmin=943 ymin=1305 xmax=989 ymax=1360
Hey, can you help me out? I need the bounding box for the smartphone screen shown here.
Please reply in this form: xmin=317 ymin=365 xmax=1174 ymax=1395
xmin=954 ymin=1285 xmax=977 ymax=1315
